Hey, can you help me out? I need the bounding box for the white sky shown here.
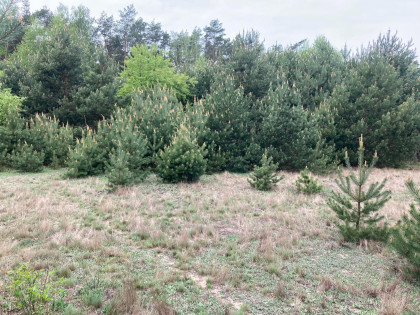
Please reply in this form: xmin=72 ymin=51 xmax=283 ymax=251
xmin=28 ymin=0 xmax=420 ymax=56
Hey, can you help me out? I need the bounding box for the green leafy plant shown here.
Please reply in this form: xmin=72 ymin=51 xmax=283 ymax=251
xmin=0 ymin=82 xmax=23 ymax=127
xmin=390 ymin=178 xmax=420 ymax=276
xmin=156 ymin=124 xmax=207 ymax=183
xmin=7 ymin=263 xmax=65 ymax=315
xmin=78 ymin=275 xmax=105 ymax=309
xmin=248 ymin=152 xmax=284 ymax=191
xmin=118 ymin=44 xmax=196 ymax=101
xmin=327 ymin=135 xmax=391 ymax=242
xmin=296 ymin=167 xmax=323 ymax=194
xmin=10 ymin=141 xmax=45 ymax=172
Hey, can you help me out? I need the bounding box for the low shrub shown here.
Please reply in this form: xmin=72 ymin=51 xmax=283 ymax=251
xmin=6 ymin=263 xmax=65 ymax=315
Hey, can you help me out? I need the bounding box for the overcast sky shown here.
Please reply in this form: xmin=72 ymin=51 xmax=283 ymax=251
xmin=28 ymin=0 xmax=420 ymax=56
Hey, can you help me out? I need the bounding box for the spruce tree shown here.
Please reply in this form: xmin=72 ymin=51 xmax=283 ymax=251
xmin=327 ymin=136 xmax=391 ymax=242
xmin=390 ymin=179 xmax=420 ymax=276
xmin=248 ymin=152 xmax=283 ymax=191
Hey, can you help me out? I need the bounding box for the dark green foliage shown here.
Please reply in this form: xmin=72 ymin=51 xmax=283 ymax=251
xmin=10 ymin=141 xmax=45 ymax=172
xmin=65 ymin=130 xmax=105 ymax=178
xmin=204 ymin=19 xmax=230 ymax=61
xmin=258 ymin=86 xmax=330 ymax=170
xmin=227 ymin=30 xmax=275 ymax=100
xmin=296 ymin=168 xmax=323 ymax=194
xmin=202 ymin=74 xmax=253 ymax=172
xmin=23 ymin=114 xmax=74 ymax=167
xmin=390 ymin=179 xmax=420 ymax=276
xmin=186 ymin=57 xmax=219 ymax=101
xmin=2 ymin=15 xmax=120 ymax=127
xmin=105 ymin=148 xmax=134 ymax=189
xmin=101 ymin=108 xmax=149 ymax=188
xmin=157 ymin=125 xmax=206 ymax=183
xmin=129 ymin=87 xmax=184 ymax=159
xmin=0 ymin=149 xmax=6 ymax=170
xmin=248 ymin=152 xmax=283 ymax=191
xmin=327 ymin=137 xmax=391 ymax=242
xmin=127 ymin=86 xmax=207 ymax=167
xmin=0 ymin=114 xmax=24 ymax=162
xmin=325 ymin=51 xmax=420 ymax=167
xmin=294 ymin=36 xmax=344 ymax=110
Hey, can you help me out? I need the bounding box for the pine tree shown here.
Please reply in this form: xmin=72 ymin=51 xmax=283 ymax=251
xmin=156 ymin=125 xmax=206 ymax=183
xmin=325 ymin=51 xmax=420 ymax=167
xmin=98 ymin=107 xmax=149 ymax=181
xmin=65 ymin=130 xmax=105 ymax=178
xmin=296 ymin=167 xmax=323 ymax=194
xmin=2 ymin=13 xmax=120 ymax=127
xmin=248 ymin=152 xmax=283 ymax=191
xmin=204 ymin=19 xmax=229 ymax=61
xmin=202 ymin=74 xmax=252 ymax=172
xmin=258 ymin=85 xmax=324 ymax=170
xmin=105 ymin=147 xmax=134 ymax=189
xmin=327 ymin=135 xmax=391 ymax=242
xmin=10 ymin=141 xmax=45 ymax=172
xmin=390 ymin=178 xmax=420 ymax=276
xmin=23 ymin=114 xmax=74 ymax=167
xmin=128 ymin=86 xmax=187 ymax=163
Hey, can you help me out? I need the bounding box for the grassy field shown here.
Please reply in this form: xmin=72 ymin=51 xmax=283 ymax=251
xmin=0 ymin=168 xmax=419 ymax=314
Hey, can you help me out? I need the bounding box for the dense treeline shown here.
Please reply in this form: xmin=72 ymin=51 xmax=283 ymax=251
xmin=0 ymin=1 xmax=419 ymax=177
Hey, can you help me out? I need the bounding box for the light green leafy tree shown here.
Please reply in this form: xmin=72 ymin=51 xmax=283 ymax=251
xmin=118 ymin=44 xmax=196 ymax=101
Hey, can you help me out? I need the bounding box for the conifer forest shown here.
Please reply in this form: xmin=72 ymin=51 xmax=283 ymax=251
xmin=0 ymin=1 xmax=419 ymax=314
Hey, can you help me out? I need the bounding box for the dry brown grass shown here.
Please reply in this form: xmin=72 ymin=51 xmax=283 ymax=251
xmin=0 ymin=168 xmax=419 ymax=313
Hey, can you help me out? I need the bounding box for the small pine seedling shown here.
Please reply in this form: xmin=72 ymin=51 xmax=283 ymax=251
xmin=296 ymin=167 xmax=323 ymax=194
xmin=327 ymin=135 xmax=391 ymax=242
xmin=248 ymin=152 xmax=284 ymax=191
